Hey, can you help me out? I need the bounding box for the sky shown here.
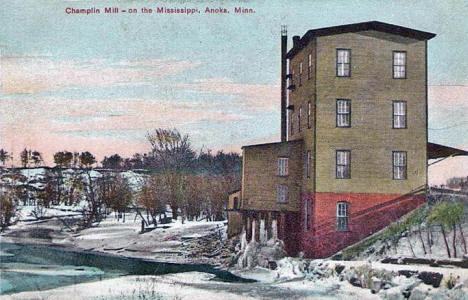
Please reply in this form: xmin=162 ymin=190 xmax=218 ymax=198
xmin=0 ymin=0 xmax=467 ymax=184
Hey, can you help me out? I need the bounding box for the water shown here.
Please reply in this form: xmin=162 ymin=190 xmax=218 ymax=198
xmin=0 ymin=242 xmax=253 ymax=295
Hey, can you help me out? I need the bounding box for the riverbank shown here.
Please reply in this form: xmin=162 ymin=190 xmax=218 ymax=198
xmin=3 ymin=208 xmax=468 ymax=299
xmin=1 ymin=208 xmax=234 ymax=266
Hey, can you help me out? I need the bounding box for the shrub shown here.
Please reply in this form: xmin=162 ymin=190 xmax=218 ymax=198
xmin=0 ymin=191 xmax=18 ymax=230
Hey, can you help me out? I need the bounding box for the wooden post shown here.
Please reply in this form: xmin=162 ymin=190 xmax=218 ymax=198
xmin=246 ymin=214 xmax=252 ymax=242
xmin=254 ymin=213 xmax=260 ymax=242
xmin=266 ymin=212 xmax=272 ymax=240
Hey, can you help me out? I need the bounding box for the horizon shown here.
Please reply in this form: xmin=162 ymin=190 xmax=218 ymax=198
xmin=1 ymin=0 xmax=467 ymax=185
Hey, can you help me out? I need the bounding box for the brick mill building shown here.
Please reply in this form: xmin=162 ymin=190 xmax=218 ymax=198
xmin=227 ymin=21 xmax=468 ymax=258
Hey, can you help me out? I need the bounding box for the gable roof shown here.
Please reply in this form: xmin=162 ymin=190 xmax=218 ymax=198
xmin=286 ymin=21 xmax=436 ymax=59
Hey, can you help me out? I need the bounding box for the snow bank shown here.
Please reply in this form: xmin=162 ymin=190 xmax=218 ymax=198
xmin=236 ymin=237 xmax=286 ymax=269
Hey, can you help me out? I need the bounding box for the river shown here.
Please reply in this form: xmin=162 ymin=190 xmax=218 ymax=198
xmin=0 ymin=242 xmax=253 ymax=295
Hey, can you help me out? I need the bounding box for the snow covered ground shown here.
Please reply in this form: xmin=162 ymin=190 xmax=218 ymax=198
xmin=3 ymin=205 xmax=228 ymax=265
xmin=2 ymin=169 xmax=468 ymax=299
xmin=4 ymin=258 xmax=468 ymax=300
xmin=2 ymin=270 xmax=381 ymax=300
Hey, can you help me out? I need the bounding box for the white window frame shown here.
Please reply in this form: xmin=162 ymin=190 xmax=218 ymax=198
xmin=289 ymin=112 xmax=294 ymax=136
xmin=307 ymin=53 xmax=312 ymax=80
xmin=393 ymin=101 xmax=407 ymax=129
xmin=393 ymin=151 xmax=407 ymax=180
xmin=336 ymin=49 xmax=351 ymax=77
xmin=336 ymin=99 xmax=351 ymax=128
xmin=298 ymin=106 xmax=302 ymax=132
xmin=336 ymin=202 xmax=349 ymax=231
xmin=306 ymin=150 xmax=311 ymax=178
xmin=393 ymin=51 xmax=406 ymax=79
xmin=277 ymin=185 xmax=288 ymax=204
xmin=336 ymin=150 xmax=351 ymax=179
xmin=307 ymin=101 xmax=311 ymax=129
xmin=298 ymin=62 xmax=303 ymax=86
xmin=277 ymin=157 xmax=289 ymax=176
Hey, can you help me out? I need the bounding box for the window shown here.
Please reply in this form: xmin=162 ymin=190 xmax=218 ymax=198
xmin=306 ymin=150 xmax=311 ymax=178
xmin=278 ymin=157 xmax=289 ymax=176
xmin=393 ymin=51 xmax=406 ymax=78
xmin=277 ymin=185 xmax=288 ymax=203
xmin=393 ymin=101 xmax=407 ymax=129
xmin=307 ymin=101 xmax=311 ymax=128
xmin=307 ymin=54 xmax=312 ymax=80
xmin=298 ymin=106 xmax=302 ymax=132
xmin=336 ymin=99 xmax=351 ymax=127
xmin=289 ymin=112 xmax=294 ymax=136
xmin=336 ymin=49 xmax=351 ymax=77
xmin=393 ymin=151 xmax=407 ymax=180
xmin=336 ymin=150 xmax=351 ymax=179
xmin=337 ymin=202 xmax=349 ymax=231
xmin=298 ymin=62 xmax=302 ymax=86
xmin=233 ymin=197 xmax=239 ymax=209
xmin=290 ymin=68 xmax=295 ymax=86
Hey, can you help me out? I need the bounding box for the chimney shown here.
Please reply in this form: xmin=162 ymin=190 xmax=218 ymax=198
xmin=292 ymin=35 xmax=300 ymax=47
xmin=281 ymin=26 xmax=287 ymax=142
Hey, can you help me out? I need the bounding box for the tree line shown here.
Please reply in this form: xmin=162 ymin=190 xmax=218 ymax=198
xmin=1 ymin=128 xmax=241 ymax=231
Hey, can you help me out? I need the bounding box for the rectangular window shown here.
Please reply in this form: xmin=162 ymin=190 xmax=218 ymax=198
xmin=336 ymin=150 xmax=351 ymax=179
xmin=298 ymin=107 xmax=302 ymax=132
xmin=277 ymin=157 xmax=289 ymax=176
xmin=277 ymin=185 xmax=288 ymax=204
xmin=393 ymin=51 xmax=406 ymax=78
xmin=393 ymin=151 xmax=407 ymax=180
xmin=336 ymin=99 xmax=351 ymax=127
xmin=337 ymin=202 xmax=349 ymax=231
xmin=307 ymin=101 xmax=311 ymax=129
xmin=307 ymin=54 xmax=312 ymax=80
xmin=336 ymin=49 xmax=351 ymax=77
xmin=306 ymin=150 xmax=311 ymax=178
xmin=298 ymin=62 xmax=302 ymax=86
xmin=393 ymin=101 xmax=407 ymax=129
xmin=289 ymin=112 xmax=294 ymax=136
xmin=291 ymin=68 xmax=295 ymax=86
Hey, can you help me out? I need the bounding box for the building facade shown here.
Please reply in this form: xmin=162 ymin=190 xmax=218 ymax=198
xmin=230 ymin=21 xmax=438 ymax=258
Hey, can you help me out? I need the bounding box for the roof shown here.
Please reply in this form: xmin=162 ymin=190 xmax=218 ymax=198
xmin=428 ymin=142 xmax=468 ymax=159
xmin=241 ymin=139 xmax=303 ymax=150
xmin=286 ymin=21 xmax=436 ymax=59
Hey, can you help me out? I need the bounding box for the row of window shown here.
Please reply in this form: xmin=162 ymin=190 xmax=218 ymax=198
xmin=277 ymin=150 xmax=408 ymax=181
xmin=290 ymin=49 xmax=407 ymax=86
xmin=289 ymin=100 xmax=407 ymax=135
xmin=335 ymin=150 xmax=408 ymax=180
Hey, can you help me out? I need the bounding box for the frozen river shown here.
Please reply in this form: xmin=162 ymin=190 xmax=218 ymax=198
xmin=0 ymin=242 xmax=252 ymax=295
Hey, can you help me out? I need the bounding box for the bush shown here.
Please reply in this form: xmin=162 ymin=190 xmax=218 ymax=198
xmin=0 ymin=191 xmax=18 ymax=230
xmin=442 ymin=274 xmax=458 ymax=289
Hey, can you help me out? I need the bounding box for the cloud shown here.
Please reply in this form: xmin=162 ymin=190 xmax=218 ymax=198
xmin=428 ymin=85 xmax=468 ymax=107
xmin=1 ymin=57 xmax=201 ymax=95
xmin=0 ymin=96 xmax=249 ymax=164
xmin=429 ymin=154 xmax=468 ymax=186
xmin=173 ymin=78 xmax=280 ymax=111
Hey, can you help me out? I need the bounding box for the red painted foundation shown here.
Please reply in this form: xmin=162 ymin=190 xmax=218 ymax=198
xmin=299 ymin=192 xmax=426 ymax=258
xmin=277 ymin=212 xmax=301 ymax=256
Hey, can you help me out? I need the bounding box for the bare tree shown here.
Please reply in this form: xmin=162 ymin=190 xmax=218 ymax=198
xmin=20 ymin=148 xmax=30 ymax=168
xmin=99 ymin=173 xmax=132 ymax=222
xmin=31 ymin=151 xmax=43 ymax=167
xmin=138 ymin=175 xmax=167 ymax=226
xmin=0 ymin=149 xmax=12 ymax=166
xmin=0 ymin=190 xmax=18 ymax=231
xmin=146 ymin=128 xmax=195 ymax=220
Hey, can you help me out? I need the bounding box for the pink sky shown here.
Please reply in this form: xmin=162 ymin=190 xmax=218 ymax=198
xmin=1 ymin=56 xmax=467 ymax=186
